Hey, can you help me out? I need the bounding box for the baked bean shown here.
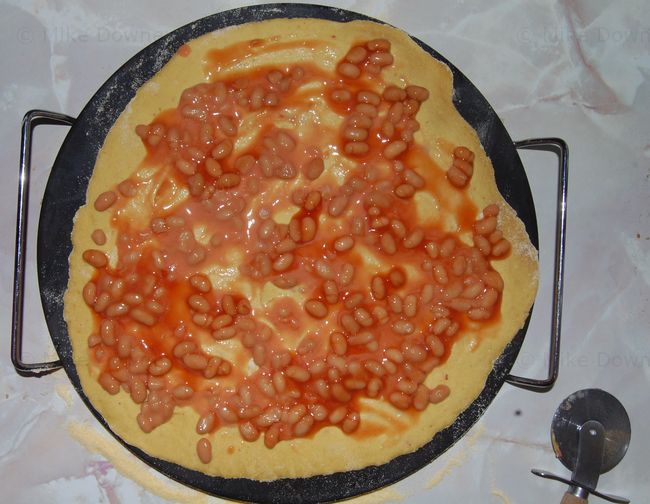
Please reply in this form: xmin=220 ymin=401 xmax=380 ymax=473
xmin=447 ymin=165 xmax=469 ymax=188
xmin=239 ymin=421 xmax=260 ymax=442
xmin=149 ymin=357 xmax=171 ymax=376
xmin=392 ymin=319 xmax=414 ymax=335
xmin=345 ymin=46 xmax=368 ymax=64
xmin=381 ymin=121 xmax=395 ymax=138
xmin=188 ymin=294 xmax=210 ymax=313
xmin=303 ymin=191 xmax=321 ymax=211
xmin=105 ymin=302 xmax=129 ymax=318
xmin=367 ymin=38 xmax=391 ymax=51
xmin=371 ymin=275 xmax=386 ymax=300
xmin=129 ymin=308 xmax=156 ymax=326
xmin=468 ymin=307 xmax=491 ymax=320
xmin=430 ymin=384 xmax=451 ymax=404
xmin=183 ymin=353 xmax=208 ymax=370
xmin=383 ymin=85 xmax=406 ymax=102
xmin=213 ymin=326 xmax=237 ymax=340
xmin=389 ymin=391 xmax=411 ymax=410
xmin=452 ymin=256 xmax=467 ymax=277
xmin=427 ymin=332 xmax=446 ymax=358
xmin=173 ymin=341 xmax=197 ymax=358
xmin=445 ymin=321 xmax=460 ymax=338
xmin=395 ymin=183 xmax=415 ymax=198
xmin=196 ymin=412 xmax=215 ymax=435
xmin=212 ymin=139 xmax=233 ymax=160
xmin=304 ymin=156 xmax=325 ymax=180
xmin=380 ymin=233 xmax=397 ymax=254
xmin=150 ymin=218 xmax=167 ymax=234
xmin=173 ymin=385 xmax=194 ymax=400
xmin=489 ymin=229 xmax=504 ymax=244
xmin=397 ymin=378 xmax=417 ymax=395
xmin=94 ymin=191 xmax=117 ymax=211
xmin=83 ymin=249 xmax=108 ymax=268
xmin=440 ymin=237 xmax=456 ymax=258
xmin=474 ymin=234 xmax=492 ymax=256
xmin=334 ymin=235 xmax=354 ymax=252
xmin=420 ymin=283 xmax=435 ymax=304
xmin=477 ymin=288 xmax=499 ymax=309
xmin=189 ymin=274 xmax=211 ymax=293
xmin=237 ymin=298 xmax=251 ymax=316
xmin=425 ymin=241 xmax=439 ymax=259
xmin=217 ymin=115 xmax=237 ymax=136
xmin=453 ymin=146 xmax=475 ymax=162
xmin=384 ymin=140 xmax=407 ymax=160
xmin=331 ymin=89 xmax=352 ymax=102
xmin=431 ymin=305 xmax=450 ymax=320
xmin=344 ymin=141 xmax=370 ymax=156
xmin=355 ymin=103 xmax=378 ymax=118
xmin=205 ymin=158 xmax=222 ymax=178
xmin=175 ymin=159 xmax=196 ymax=176
xmin=387 ymin=102 xmax=404 ymax=124
xmin=331 ymin=383 xmax=352 ymax=403
xmin=286 ymin=365 xmax=310 ymax=383
xmin=404 ymin=294 xmax=418 ymax=317
xmin=447 ymin=298 xmax=472 ymax=312
xmin=91 ymin=229 xmax=107 ymax=246
xmin=272 ymin=253 xmax=294 ymax=272
xmin=217 ymin=173 xmax=240 ymax=189
xmin=340 ymin=313 xmax=360 ymax=335
xmin=82 ymin=281 xmax=97 ymax=306
xmin=99 ymin=373 xmax=120 ymax=395
xmin=305 ymin=299 xmax=328 ymax=319
xmin=347 ymin=113 xmax=373 ymax=129
xmin=328 ymin=194 xmax=349 ymax=217
xmin=340 ymin=263 xmax=355 ymax=285
xmin=474 ymin=216 xmax=498 ymax=236
xmin=352 ymin=307 xmax=372 ymax=327
xmin=368 ymin=51 xmax=393 ymax=67
xmin=492 ymin=239 xmax=511 ymax=257
xmin=403 ymin=169 xmax=425 ymax=188
xmin=293 ymin=414 xmax=314 ymax=437
xmin=343 ymin=127 xmax=368 ymax=142
xmin=357 ymin=90 xmax=381 ymax=106
xmin=483 ymin=270 xmax=504 ymax=292
xmin=196 ymin=438 xmax=212 ymax=464
xmin=389 ymin=267 xmax=406 ymax=287
xmin=337 ymin=62 xmax=361 ymax=78
xmin=327 ymin=406 xmax=346 ymax=425
xmin=406 ymin=85 xmax=429 ymax=102
xmin=100 ymin=319 xmax=116 ymax=346
xmin=403 ymin=228 xmax=424 ymax=248
xmin=453 ymin=157 xmax=474 ymax=177
xmin=301 ymin=217 xmax=317 ymax=242
xmin=461 ymin=280 xmax=484 ymax=299
xmin=118 ymin=179 xmax=137 ymax=198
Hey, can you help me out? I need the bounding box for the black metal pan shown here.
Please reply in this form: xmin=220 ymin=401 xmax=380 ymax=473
xmin=11 ymin=3 xmax=568 ymax=502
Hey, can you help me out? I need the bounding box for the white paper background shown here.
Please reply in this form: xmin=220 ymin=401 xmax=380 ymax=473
xmin=1 ymin=1 xmax=648 ymax=502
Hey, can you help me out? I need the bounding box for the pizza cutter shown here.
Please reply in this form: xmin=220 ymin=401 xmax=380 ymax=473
xmin=532 ymin=389 xmax=631 ymax=503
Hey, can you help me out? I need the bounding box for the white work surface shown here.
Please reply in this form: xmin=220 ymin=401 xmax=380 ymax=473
xmin=1 ymin=1 xmax=648 ymax=502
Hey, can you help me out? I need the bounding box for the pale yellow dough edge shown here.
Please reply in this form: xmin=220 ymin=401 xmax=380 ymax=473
xmin=64 ymin=18 xmax=538 ymax=481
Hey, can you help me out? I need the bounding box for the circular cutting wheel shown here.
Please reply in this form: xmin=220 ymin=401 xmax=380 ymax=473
xmin=551 ymin=388 xmax=631 ymax=474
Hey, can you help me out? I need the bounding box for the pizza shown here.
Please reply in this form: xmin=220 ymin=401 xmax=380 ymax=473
xmin=64 ymin=17 xmax=538 ymax=481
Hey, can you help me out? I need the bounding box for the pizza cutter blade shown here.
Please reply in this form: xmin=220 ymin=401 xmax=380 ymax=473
xmin=532 ymin=388 xmax=631 ymax=503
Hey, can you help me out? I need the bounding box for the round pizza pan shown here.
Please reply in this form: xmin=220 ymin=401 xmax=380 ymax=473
xmin=36 ymin=3 xmax=538 ymax=502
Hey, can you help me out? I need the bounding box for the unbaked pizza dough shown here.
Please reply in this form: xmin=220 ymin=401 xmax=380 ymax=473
xmin=64 ymin=18 xmax=538 ymax=481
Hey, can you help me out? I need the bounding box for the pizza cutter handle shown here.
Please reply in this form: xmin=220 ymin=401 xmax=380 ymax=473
xmin=506 ymin=138 xmax=568 ymax=392
xmin=11 ymin=110 xmax=75 ymax=377
xmin=561 ymin=492 xmax=588 ymax=504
